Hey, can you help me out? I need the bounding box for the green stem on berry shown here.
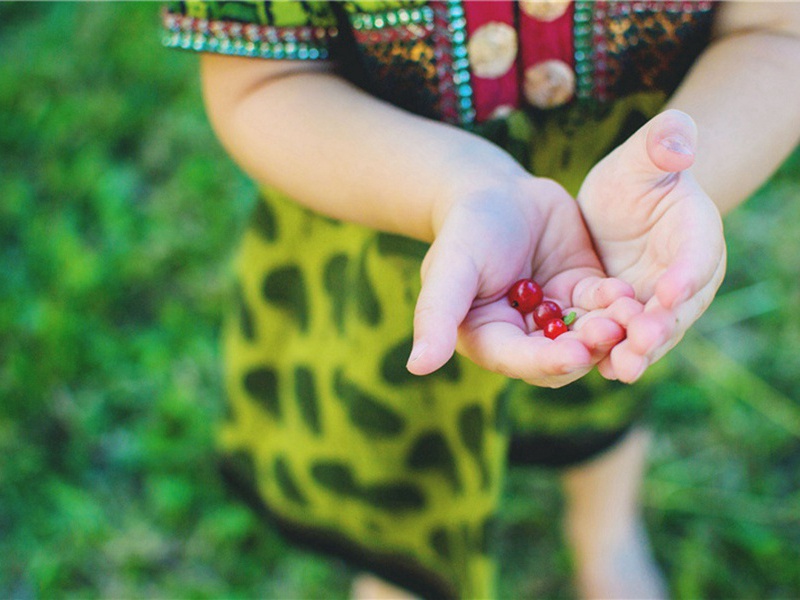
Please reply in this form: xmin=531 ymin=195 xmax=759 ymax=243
xmin=563 ymin=311 xmax=577 ymax=326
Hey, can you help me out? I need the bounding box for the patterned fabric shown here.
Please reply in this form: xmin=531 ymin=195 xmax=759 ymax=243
xmin=162 ymin=2 xmax=714 ymax=597
xmin=162 ymin=1 xmax=339 ymax=59
xmin=224 ymin=190 xmax=505 ymax=597
xmin=586 ymin=1 xmax=716 ymax=101
xmin=162 ymin=0 xmax=716 ymax=124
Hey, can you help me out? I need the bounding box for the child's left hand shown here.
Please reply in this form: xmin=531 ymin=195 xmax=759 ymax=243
xmin=577 ymin=109 xmax=727 ymax=382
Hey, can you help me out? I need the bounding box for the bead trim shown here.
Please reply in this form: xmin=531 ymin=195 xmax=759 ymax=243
xmin=351 ymin=6 xmax=433 ymax=31
xmin=590 ymin=1 xmax=610 ymax=102
xmin=161 ymin=9 xmax=337 ymax=60
xmin=575 ymin=1 xmax=715 ymax=102
xmin=573 ymin=1 xmax=594 ymax=101
xmin=350 ymin=6 xmax=435 ymax=45
xmin=430 ymin=0 xmax=475 ymax=125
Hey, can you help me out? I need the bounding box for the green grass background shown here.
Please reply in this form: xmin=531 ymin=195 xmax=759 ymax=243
xmin=1 ymin=3 xmax=799 ymax=598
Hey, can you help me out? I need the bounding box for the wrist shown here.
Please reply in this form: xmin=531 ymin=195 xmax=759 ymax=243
xmin=430 ymin=168 xmax=549 ymax=240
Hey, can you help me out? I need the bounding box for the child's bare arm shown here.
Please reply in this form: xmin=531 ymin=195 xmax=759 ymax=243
xmin=201 ymin=55 xmax=529 ymax=243
xmin=667 ymin=2 xmax=800 ymax=214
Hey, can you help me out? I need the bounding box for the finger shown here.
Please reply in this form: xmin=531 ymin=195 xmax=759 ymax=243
xmin=584 ymin=297 xmax=646 ymax=381
xmin=571 ymin=276 xmax=636 ymax=310
xmin=564 ymin=297 xmax=643 ymax=335
xmin=646 ymin=109 xmax=698 ymax=174
xmin=625 ymin=306 xmax=676 ymax=356
xmin=602 ymin=296 xmax=645 ymax=328
xmin=609 ymin=342 xmax=650 ymax=384
xmin=608 ymin=265 xmax=725 ymax=384
xmin=615 ymin=109 xmax=698 ymax=186
xmin=656 ymin=253 xmax=716 ymax=310
xmin=597 ymin=355 xmax=618 ymax=381
xmin=572 ymin=315 xmax=626 ymax=361
xmin=407 ymin=239 xmax=479 ymax=376
xmin=655 ymin=222 xmax=726 ymax=310
xmin=459 ymin=314 xmax=594 ymax=387
xmin=608 ymin=301 xmax=687 ymax=383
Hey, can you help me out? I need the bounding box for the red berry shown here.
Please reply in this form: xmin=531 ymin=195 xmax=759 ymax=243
xmin=507 ymin=278 xmax=543 ymax=314
xmin=543 ymin=319 xmax=568 ymax=339
xmin=533 ymin=300 xmax=562 ymax=328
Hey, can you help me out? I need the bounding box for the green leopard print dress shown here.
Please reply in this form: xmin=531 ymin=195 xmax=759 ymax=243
xmin=163 ymin=1 xmax=717 ymax=597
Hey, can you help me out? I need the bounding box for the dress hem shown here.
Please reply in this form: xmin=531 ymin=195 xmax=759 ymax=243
xmin=218 ymin=456 xmax=459 ymax=600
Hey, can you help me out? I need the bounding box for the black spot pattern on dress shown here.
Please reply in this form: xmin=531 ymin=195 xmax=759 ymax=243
xmin=235 ymin=284 xmax=256 ymax=341
xmin=477 ymin=515 xmax=497 ymax=555
xmin=323 ymin=253 xmax=349 ymax=334
xmin=310 ymin=461 xmax=359 ymax=495
xmin=294 ymin=366 xmax=322 ymax=435
xmin=375 ymin=232 xmax=428 ymax=260
xmin=211 ymin=1 xmax=262 ymax=23
xmin=458 ymin=404 xmax=489 ymax=489
xmin=310 ymin=460 xmax=426 ymax=512
xmin=333 ymin=369 xmax=406 ymax=438
xmin=360 ymin=481 xmax=426 ymax=512
xmin=406 ymin=431 xmax=461 ymax=493
xmin=493 ymin=388 xmax=511 ymax=433
xmin=428 ymin=527 xmax=452 ymax=559
xmin=251 ymin=197 xmax=277 ymax=241
xmin=355 ymin=251 xmax=381 ymax=326
xmin=439 ymin=356 xmax=462 ymax=381
xmin=381 ymin=336 xmax=462 ymax=386
xmin=261 ymin=265 xmax=309 ymax=331
xmin=223 ymin=450 xmax=258 ymax=495
xmin=243 ymin=366 xmax=281 ymax=419
xmin=380 ymin=337 xmax=416 ymax=385
xmin=529 ymin=379 xmax=595 ymax=406
xmin=274 ymin=456 xmax=308 ymax=506
xmin=600 ymin=109 xmax=649 ymax=161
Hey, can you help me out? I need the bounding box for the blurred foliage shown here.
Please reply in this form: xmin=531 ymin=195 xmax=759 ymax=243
xmin=0 ymin=3 xmax=349 ymax=598
xmin=1 ymin=3 xmax=798 ymax=599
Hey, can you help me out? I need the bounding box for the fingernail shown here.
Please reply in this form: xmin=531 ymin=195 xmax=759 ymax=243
xmin=407 ymin=341 xmax=428 ymax=366
xmin=660 ymin=135 xmax=692 ymax=156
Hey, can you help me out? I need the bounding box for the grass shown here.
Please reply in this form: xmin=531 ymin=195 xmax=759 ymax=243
xmin=1 ymin=3 xmax=798 ymax=598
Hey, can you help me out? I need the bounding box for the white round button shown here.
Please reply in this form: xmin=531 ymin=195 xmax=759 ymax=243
xmin=489 ymin=104 xmax=516 ymax=120
xmin=523 ymin=59 xmax=575 ymax=109
xmin=520 ymin=0 xmax=571 ymax=22
xmin=467 ymin=22 xmax=518 ymax=79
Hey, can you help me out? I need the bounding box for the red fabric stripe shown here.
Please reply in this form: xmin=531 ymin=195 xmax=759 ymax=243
xmin=518 ymin=2 xmax=575 ymax=71
xmin=462 ymin=1 xmax=519 ymax=122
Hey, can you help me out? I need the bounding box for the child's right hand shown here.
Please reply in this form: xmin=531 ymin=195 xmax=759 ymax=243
xmin=577 ymin=110 xmax=726 ymax=384
xmin=406 ymin=176 xmax=642 ymax=388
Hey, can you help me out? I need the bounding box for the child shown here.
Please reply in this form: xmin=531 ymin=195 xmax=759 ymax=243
xmin=163 ymin=1 xmax=800 ymax=597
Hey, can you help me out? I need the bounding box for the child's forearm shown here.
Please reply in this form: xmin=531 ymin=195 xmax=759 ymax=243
xmin=665 ymin=3 xmax=800 ymax=215
xmin=201 ymin=55 xmax=531 ymax=242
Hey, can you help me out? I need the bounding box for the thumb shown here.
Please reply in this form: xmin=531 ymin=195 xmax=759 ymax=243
xmin=406 ymin=238 xmax=479 ymax=376
xmin=624 ymin=109 xmax=698 ymax=180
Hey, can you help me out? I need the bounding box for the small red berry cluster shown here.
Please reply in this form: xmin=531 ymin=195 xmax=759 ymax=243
xmin=507 ymin=278 xmax=576 ymax=339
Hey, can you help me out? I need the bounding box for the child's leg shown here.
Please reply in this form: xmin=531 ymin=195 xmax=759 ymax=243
xmin=351 ymin=573 xmax=418 ymax=600
xmin=560 ymin=427 xmax=667 ymax=600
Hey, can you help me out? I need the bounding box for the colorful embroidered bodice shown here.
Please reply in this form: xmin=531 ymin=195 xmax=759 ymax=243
xmin=163 ymin=1 xmax=716 ymax=125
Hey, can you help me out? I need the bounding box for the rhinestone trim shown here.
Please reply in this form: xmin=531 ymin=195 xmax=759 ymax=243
xmin=161 ymin=9 xmax=337 ymax=60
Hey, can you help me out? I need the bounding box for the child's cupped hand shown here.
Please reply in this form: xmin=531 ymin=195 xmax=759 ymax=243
xmin=578 ymin=109 xmax=727 ymax=383
xmin=406 ymin=176 xmax=642 ymax=388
